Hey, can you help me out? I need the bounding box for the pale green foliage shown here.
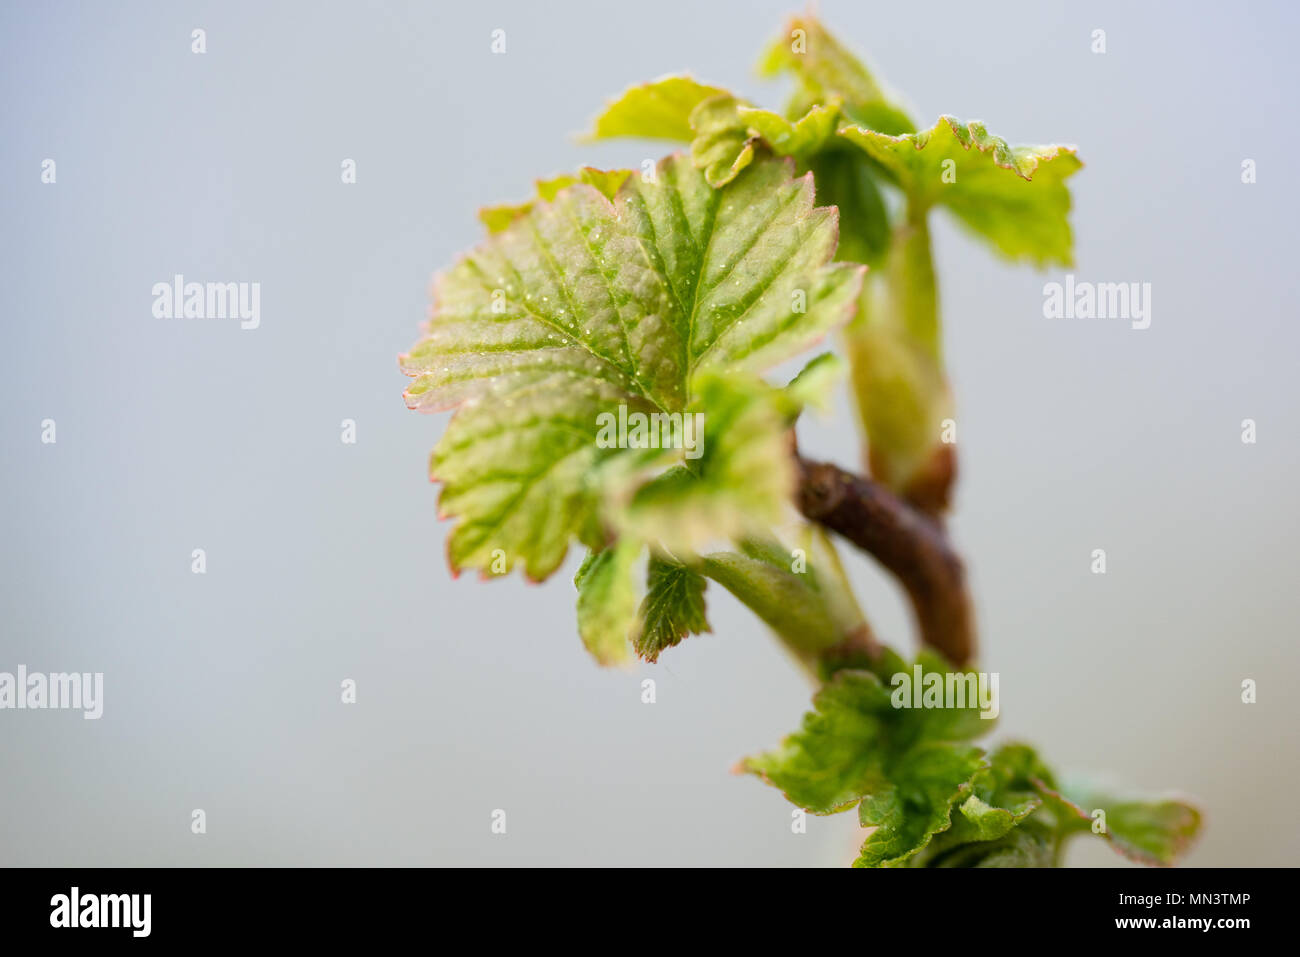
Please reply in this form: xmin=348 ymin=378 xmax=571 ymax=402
xmin=587 ymin=17 xmax=1081 ymax=492
xmin=756 ymin=14 xmax=914 ymax=136
xmin=402 ymin=152 xmax=861 ymax=585
xmin=585 ymin=75 xmax=725 ymax=142
xmin=479 ymin=167 xmax=630 ymax=234
xmin=743 ymin=663 xmax=1202 ymax=867
xmin=839 ymin=118 xmax=1081 ymax=266
xmin=404 ymin=12 xmax=1200 ymax=869
xmin=612 ymin=373 xmax=796 ymax=555
xmin=574 ymin=541 xmax=641 ymax=666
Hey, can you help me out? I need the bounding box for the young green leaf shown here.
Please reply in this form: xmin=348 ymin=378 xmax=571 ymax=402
xmin=1049 ymin=783 xmax=1203 ymax=866
xmin=928 ymin=819 xmax=1060 ymax=868
xmin=675 ymin=98 xmax=891 ymax=271
xmin=406 ymin=10 xmax=1198 ymax=871
xmin=839 ymin=117 xmax=1082 ymax=266
xmin=739 ymin=102 xmax=841 ymax=158
xmin=479 ymin=168 xmax=631 ymax=234
xmin=742 ymin=656 xmax=994 ymax=866
xmin=853 ymin=741 xmax=987 ymax=867
xmin=953 ymin=791 xmax=1043 ymax=843
xmin=613 ymin=372 xmax=795 ymax=553
xmin=574 ymin=540 xmax=642 ymax=665
xmin=757 ymin=14 xmax=914 ymax=135
xmin=585 ymin=75 xmax=726 ymax=142
xmin=917 ymin=742 xmax=1203 ymax=867
xmin=633 ymin=555 xmax=710 ymax=662
xmin=784 ymin=352 xmax=845 ymax=416
xmin=401 ymin=154 xmax=863 ymax=580
xmin=920 ymin=742 xmax=1053 ymax=863
xmin=688 ymin=95 xmax=756 ymax=188
xmin=688 ymin=94 xmax=846 ymax=188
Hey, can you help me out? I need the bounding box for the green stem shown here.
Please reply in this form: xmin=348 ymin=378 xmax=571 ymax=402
xmin=699 ymin=532 xmax=873 ymax=677
xmin=843 ymin=200 xmax=955 ymax=511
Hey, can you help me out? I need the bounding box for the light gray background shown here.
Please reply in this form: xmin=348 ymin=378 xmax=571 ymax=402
xmin=2 ymin=0 xmax=1296 ymax=866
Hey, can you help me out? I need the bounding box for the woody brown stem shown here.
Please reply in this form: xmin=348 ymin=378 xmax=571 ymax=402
xmin=794 ymin=455 xmax=975 ymax=666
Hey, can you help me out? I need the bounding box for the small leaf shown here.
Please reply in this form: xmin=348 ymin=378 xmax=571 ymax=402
xmin=633 ymin=556 xmax=709 ymax=662
xmin=784 ymin=352 xmax=845 ymax=416
xmin=681 ymin=94 xmax=894 ymax=267
xmin=757 ymin=15 xmax=914 ymax=135
xmin=930 ymin=743 xmax=1049 ymax=850
xmin=742 ymin=658 xmax=995 ymax=866
xmin=688 ymin=97 xmax=843 ymax=189
xmin=478 ymin=167 xmax=631 ymax=234
xmin=585 ymin=75 xmax=726 ymax=142
xmin=854 ymin=742 xmax=986 ymax=867
xmin=1053 ymin=783 xmax=1203 ymax=866
xmin=478 ymin=201 xmax=535 ymax=235
xmin=917 ymin=743 xmax=1203 ymax=868
xmin=615 ymin=373 xmax=794 ymax=553
xmin=737 ymin=101 xmax=841 ymax=158
xmin=955 ymin=792 xmax=1040 ymax=842
xmin=744 ymin=670 xmax=899 ymax=814
xmin=575 ymin=541 xmax=642 ymax=665
xmin=839 ymin=117 xmax=1082 ymax=266
xmin=688 ymin=95 xmax=756 ymax=187
xmin=938 ymin=820 xmax=1059 ymax=868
